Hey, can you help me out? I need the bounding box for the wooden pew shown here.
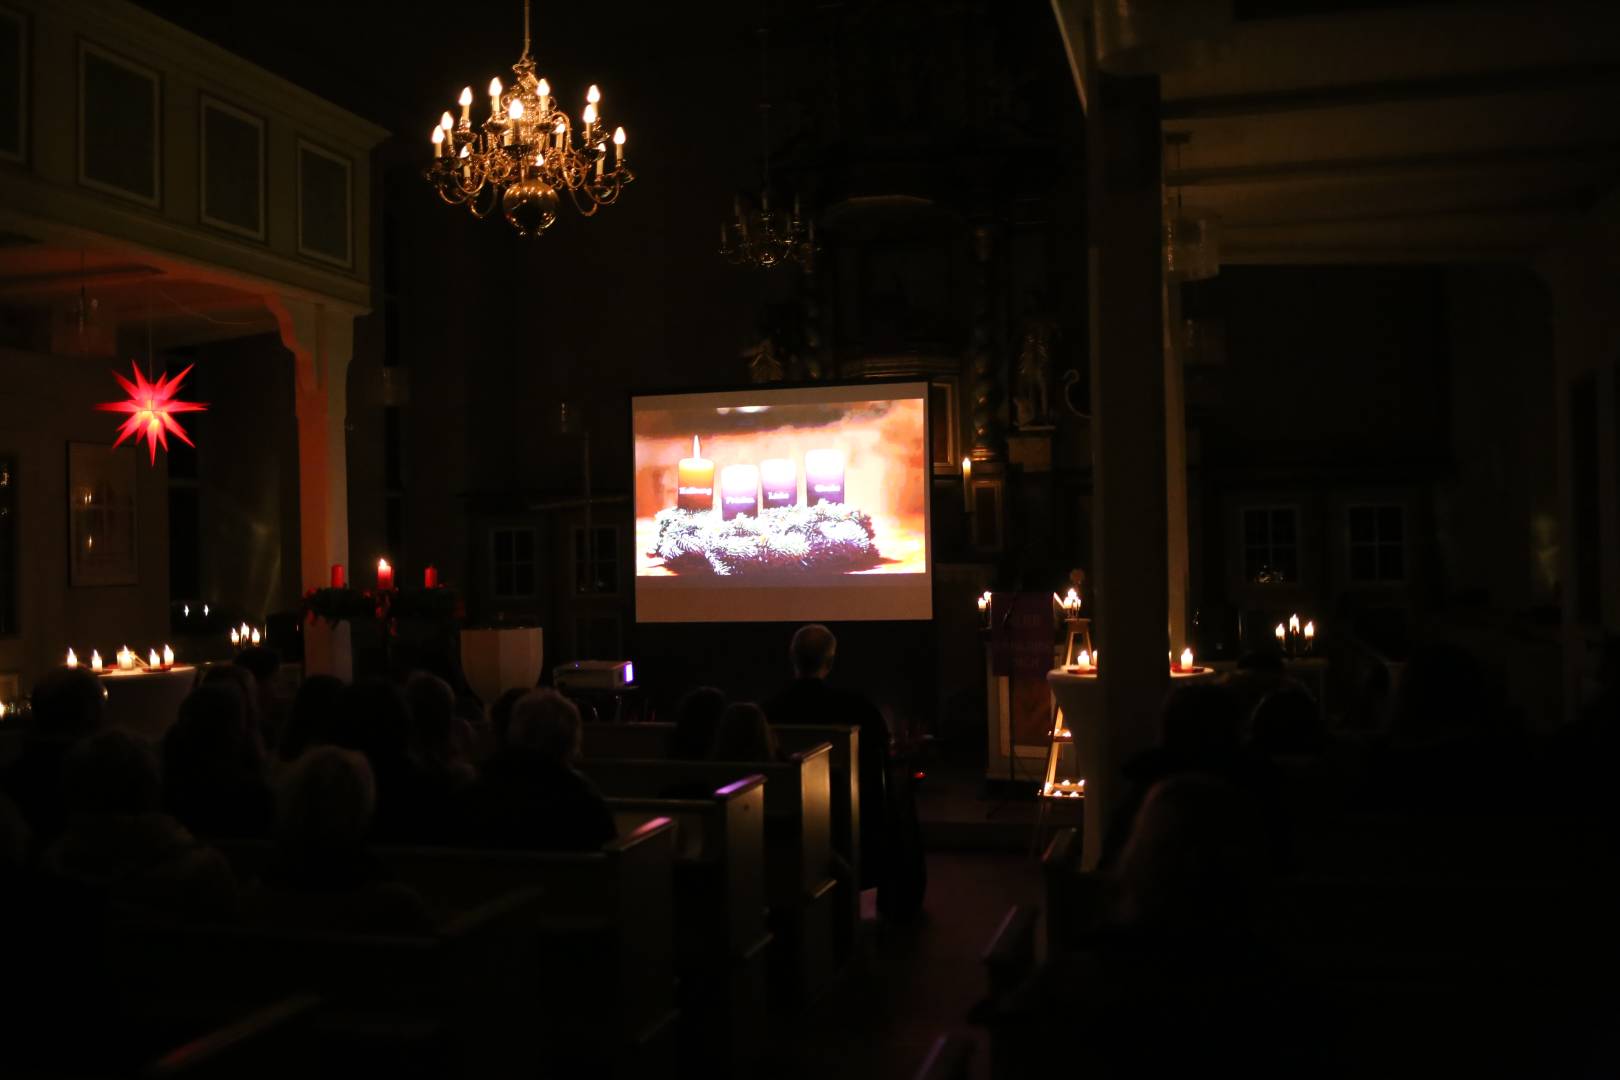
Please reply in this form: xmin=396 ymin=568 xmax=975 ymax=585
xmin=214 ymin=818 xmax=680 ymax=1079
xmin=582 ymin=721 xmax=862 ymax=960
xmin=143 ymin=994 xmax=324 ymax=1079
xmin=112 ymin=887 xmax=550 ymax=1080
xmin=607 ymin=777 xmax=772 ymax=1075
xmin=578 ymin=744 xmax=839 ymax=1006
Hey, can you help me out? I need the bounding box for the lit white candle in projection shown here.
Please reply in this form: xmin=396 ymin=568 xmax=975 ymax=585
xmin=676 ymin=436 xmax=715 ymax=512
xmin=804 ymin=448 xmax=846 ymax=505
xmin=760 ymin=458 xmax=797 ymax=509
xmin=720 ymin=464 xmax=760 ymax=521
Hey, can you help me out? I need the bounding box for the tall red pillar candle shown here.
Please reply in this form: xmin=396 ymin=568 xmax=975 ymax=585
xmin=424 ymin=565 xmax=439 ymax=589
xmin=331 ymin=564 xmax=345 ymax=589
xmin=377 ymin=558 xmax=394 ymax=591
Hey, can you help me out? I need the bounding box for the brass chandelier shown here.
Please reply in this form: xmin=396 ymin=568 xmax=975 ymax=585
xmin=718 ymin=26 xmax=813 ymax=270
xmin=426 ymin=0 xmax=632 ymax=236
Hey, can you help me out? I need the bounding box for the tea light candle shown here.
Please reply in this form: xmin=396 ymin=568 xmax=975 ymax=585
xmin=1077 ymin=649 xmax=1093 ymax=673
xmin=66 ymin=648 xmax=78 ymax=668
xmin=377 ymin=558 xmax=394 ymax=591
xmin=424 ymin=565 xmax=440 ymax=589
xmin=1179 ymin=647 xmax=1194 ymax=672
xmin=147 ymin=648 xmax=160 ymax=669
xmin=805 ymin=448 xmax=845 ymax=505
xmin=720 ymin=463 xmax=760 ymax=521
xmin=90 ymin=650 xmax=103 ymax=672
xmin=676 ymin=436 xmax=715 ymax=512
xmin=331 ymin=564 xmax=346 ymax=589
xmin=162 ymin=644 xmax=174 ymax=669
xmin=760 ymin=458 xmax=797 ymax=509
xmin=117 ymin=646 xmax=134 ymax=672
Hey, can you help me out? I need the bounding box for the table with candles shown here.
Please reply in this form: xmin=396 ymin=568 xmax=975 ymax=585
xmin=67 ymin=646 xmax=198 ymax=741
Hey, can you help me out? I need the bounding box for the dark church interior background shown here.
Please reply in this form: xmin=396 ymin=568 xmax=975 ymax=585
xmin=0 ymin=0 xmax=1618 ymax=1076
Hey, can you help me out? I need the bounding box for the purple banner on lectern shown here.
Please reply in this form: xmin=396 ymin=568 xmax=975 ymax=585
xmin=991 ymin=592 xmax=1057 ymax=747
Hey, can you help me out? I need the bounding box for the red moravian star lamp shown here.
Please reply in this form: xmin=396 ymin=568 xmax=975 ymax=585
xmin=97 ymin=362 xmax=207 ymax=465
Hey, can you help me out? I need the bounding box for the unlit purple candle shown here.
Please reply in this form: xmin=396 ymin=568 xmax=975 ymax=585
xmin=720 ymin=463 xmax=760 ymax=520
xmin=805 ymin=449 xmax=845 ymax=505
xmin=760 ymin=457 xmax=797 ymax=509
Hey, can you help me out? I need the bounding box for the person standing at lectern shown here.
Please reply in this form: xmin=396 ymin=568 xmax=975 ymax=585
xmin=766 ymin=624 xmax=890 ymax=890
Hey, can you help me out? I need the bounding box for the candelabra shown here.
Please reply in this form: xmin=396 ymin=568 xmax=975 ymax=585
xmin=720 ymin=190 xmax=815 ymax=270
xmin=425 ymin=0 xmax=633 ymax=236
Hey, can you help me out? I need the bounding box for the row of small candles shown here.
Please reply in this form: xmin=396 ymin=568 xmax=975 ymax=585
xmin=66 ymin=645 xmax=174 ymax=672
xmin=330 ymin=560 xmax=439 ymax=591
xmin=229 ymin=624 xmax=264 ymax=649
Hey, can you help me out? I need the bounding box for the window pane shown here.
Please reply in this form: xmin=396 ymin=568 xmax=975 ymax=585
xmin=1349 ymin=509 xmax=1375 ymax=543
xmin=1271 ymin=510 xmax=1295 ymax=544
xmin=494 ymin=530 xmax=513 ymax=562
xmin=202 ymin=102 xmax=262 ymax=234
xmin=83 ymin=49 xmax=156 ymax=200
xmin=1243 ymin=548 xmax=1267 ymax=580
xmin=1350 ymin=546 xmax=1377 ymax=581
xmin=515 ymin=529 xmax=535 ymax=562
xmin=514 ymin=564 xmax=535 ymax=597
xmin=495 ymin=565 xmax=514 ymax=596
xmin=1276 ymin=547 xmax=1298 ymax=582
xmin=298 ymin=144 xmax=350 ymax=263
xmin=1378 ymin=506 xmax=1404 ymax=541
xmin=1243 ymin=509 xmax=1268 ymax=546
xmin=1380 ymin=544 xmax=1404 ymax=581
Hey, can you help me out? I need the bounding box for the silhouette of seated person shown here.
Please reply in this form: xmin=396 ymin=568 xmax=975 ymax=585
xmin=400 ymin=672 xmax=478 ymax=845
xmin=463 ymin=690 xmax=616 ymax=853
xmin=710 ymin=702 xmax=780 ymax=761
xmin=1 ymin=665 xmax=105 ymax=850
xmin=1014 ymin=775 xmax=1322 ymax=1078
xmin=162 ymin=684 xmax=275 ymax=839
xmin=277 ymin=673 xmax=345 ymax=770
xmin=672 ymin=686 xmax=727 ymax=760
xmin=247 ymin=746 xmax=435 ymax=934
xmin=487 ymin=687 xmax=529 ymax=756
xmin=42 ymin=730 xmax=235 ymax=920
xmin=1100 ymin=682 xmax=1286 ymax=871
xmin=766 ymin=624 xmax=889 ymax=884
xmin=330 ymin=679 xmax=426 ymax=844
xmin=199 ymin=663 xmax=270 ymax=767
xmin=1369 ymin=641 xmax=1509 ymax=813
xmin=233 ymin=645 xmax=286 ymax=753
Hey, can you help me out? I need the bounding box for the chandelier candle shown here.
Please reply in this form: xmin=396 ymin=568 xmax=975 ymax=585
xmin=720 ymin=464 xmax=761 ymax=521
xmin=760 ymin=458 xmax=797 ymax=509
xmin=805 ymin=449 xmax=846 ymax=505
xmin=677 ymin=437 xmax=716 ymax=512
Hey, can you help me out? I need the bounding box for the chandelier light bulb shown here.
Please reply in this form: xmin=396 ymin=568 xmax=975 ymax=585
xmin=439 ymin=111 xmax=454 ymax=131
xmin=613 ymin=126 xmax=626 ymax=145
xmin=508 ymin=98 xmax=525 ymax=120
xmin=587 ymin=84 xmax=600 ymax=104
xmin=458 ymin=87 xmax=473 ymax=105
xmin=489 ymin=76 xmax=503 ymax=97
xmin=583 ymin=102 xmax=598 ymax=125
xmin=432 ymin=126 xmax=444 ymax=144
xmin=555 ymin=120 xmax=566 ymax=135
xmin=538 ymin=77 xmax=550 ymax=98
xmin=459 ymin=144 xmax=470 ymax=158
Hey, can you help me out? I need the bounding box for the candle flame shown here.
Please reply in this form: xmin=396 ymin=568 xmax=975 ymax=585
xmin=250 ymin=628 xmax=261 ymax=645
xmin=230 ymin=628 xmax=239 ymax=644
xmin=90 ymin=650 xmax=103 ymax=671
xmin=378 ymin=558 xmax=391 ymax=572
xmin=1304 ymin=620 xmax=1315 ymax=638
xmin=1289 ymin=613 xmax=1301 ymax=634
xmin=1180 ymin=647 xmax=1194 ymax=669
xmin=162 ymin=644 xmax=174 ymax=666
xmin=1078 ymin=649 xmax=1091 ymax=669
xmin=692 ymin=434 xmax=701 ymax=458
xmin=66 ymin=648 xmax=78 ymax=668
xmin=1274 ymin=623 xmax=1286 ymax=640
xmin=148 ymin=649 xmax=160 ymax=667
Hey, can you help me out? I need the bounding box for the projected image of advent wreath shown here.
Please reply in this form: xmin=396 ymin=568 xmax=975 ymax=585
xmin=632 ymin=385 xmax=930 ymax=585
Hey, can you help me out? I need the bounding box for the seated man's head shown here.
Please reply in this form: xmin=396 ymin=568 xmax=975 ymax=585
xmin=62 ymin=731 xmax=162 ymax=817
xmin=276 ymin=746 xmax=375 ymax=852
xmin=508 ymin=690 xmax=583 ymax=765
xmin=790 ymin=624 xmax=837 ymax=680
xmin=30 ymin=667 xmax=106 ymax=742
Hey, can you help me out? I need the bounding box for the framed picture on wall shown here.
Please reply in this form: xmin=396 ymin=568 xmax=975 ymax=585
xmin=68 ymin=442 xmax=138 ymax=587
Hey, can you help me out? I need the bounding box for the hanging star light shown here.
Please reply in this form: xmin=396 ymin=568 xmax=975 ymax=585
xmin=97 ymin=362 xmax=207 ymax=465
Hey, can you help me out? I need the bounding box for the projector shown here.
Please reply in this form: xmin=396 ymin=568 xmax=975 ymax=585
xmin=554 ymin=660 xmax=635 ymax=692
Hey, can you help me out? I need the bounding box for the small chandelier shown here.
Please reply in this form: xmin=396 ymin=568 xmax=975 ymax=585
xmin=719 ymin=26 xmax=814 ymax=270
xmin=426 ymin=0 xmax=632 ymax=236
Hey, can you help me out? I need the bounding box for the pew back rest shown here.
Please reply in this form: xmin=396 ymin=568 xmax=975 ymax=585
xmin=581 ymin=745 xmax=833 ymax=901
xmin=606 ymin=776 xmax=768 ymax=958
